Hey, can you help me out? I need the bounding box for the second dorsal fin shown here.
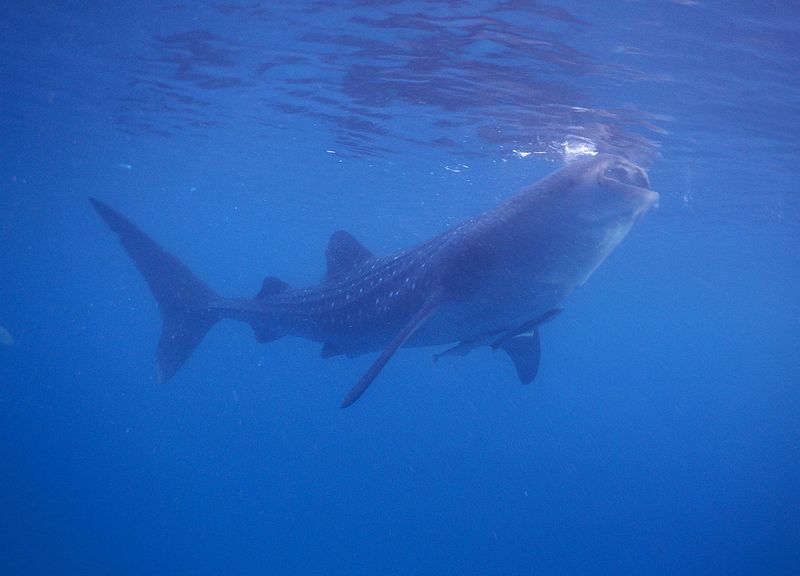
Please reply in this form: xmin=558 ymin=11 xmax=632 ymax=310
xmin=325 ymin=230 xmax=374 ymax=281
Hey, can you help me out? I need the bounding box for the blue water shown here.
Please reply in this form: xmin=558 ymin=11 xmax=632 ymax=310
xmin=1 ymin=1 xmax=799 ymax=574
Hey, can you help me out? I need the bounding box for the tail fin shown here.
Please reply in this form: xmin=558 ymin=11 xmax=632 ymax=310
xmin=90 ymin=198 xmax=221 ymax=382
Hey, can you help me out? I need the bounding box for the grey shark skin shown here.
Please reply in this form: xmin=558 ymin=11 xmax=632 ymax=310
xmin=90 ymin=153 xmax=658 ymax=407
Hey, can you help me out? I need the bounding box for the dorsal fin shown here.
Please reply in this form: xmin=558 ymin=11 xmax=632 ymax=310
xmin=325 ymin=230 xmax=373 ymax=281
xmin=256 ymin=276 xmax=289 ymax=300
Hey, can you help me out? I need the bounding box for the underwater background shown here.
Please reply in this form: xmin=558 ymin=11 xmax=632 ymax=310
xmin=1 ymin=1 xmax=798 ymax=574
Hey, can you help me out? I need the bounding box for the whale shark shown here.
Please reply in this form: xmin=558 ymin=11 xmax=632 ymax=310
xmin=90 ymin=153 xmax=658 ymax=407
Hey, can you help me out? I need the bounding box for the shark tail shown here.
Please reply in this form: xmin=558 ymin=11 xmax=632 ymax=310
xmin=90 ymin=198 xmax=223 ymax=382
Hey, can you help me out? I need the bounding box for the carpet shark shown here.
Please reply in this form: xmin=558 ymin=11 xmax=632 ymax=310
xmin=90 ymin=153 xmax=658 ymax=407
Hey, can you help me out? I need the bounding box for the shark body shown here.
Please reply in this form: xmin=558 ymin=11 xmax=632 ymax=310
xmin=91 ymin=154 xmax=658 ymax=407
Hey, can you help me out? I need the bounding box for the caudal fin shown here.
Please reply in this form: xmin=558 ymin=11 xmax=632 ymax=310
xmin=90 ymin=198 xmax=221 ymax=381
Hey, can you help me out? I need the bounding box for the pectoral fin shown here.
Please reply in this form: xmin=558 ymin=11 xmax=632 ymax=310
xmin=498 ymin=329 xmax=541 ymax=385
xmin=341 ymin=297 xmax=442 ymax=408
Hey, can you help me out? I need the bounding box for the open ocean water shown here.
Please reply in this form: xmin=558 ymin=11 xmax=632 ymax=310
xmin=1 ymin=1 xmax=799 ymax=574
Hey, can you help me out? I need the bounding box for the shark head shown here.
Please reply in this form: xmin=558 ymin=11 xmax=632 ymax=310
xmin=568 ymin=153 xmax=659 ymax=225
xmin=538 ymin=153 xmax=659 ymax=286
xmin=489 ymin=153 xmax=659 ymax=289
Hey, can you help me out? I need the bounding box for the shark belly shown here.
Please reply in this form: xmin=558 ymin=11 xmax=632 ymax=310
xmin=410 ymin=276 xmax=569 ymax=346
xmin=408 ymin=282 xmax=568 ymax=346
